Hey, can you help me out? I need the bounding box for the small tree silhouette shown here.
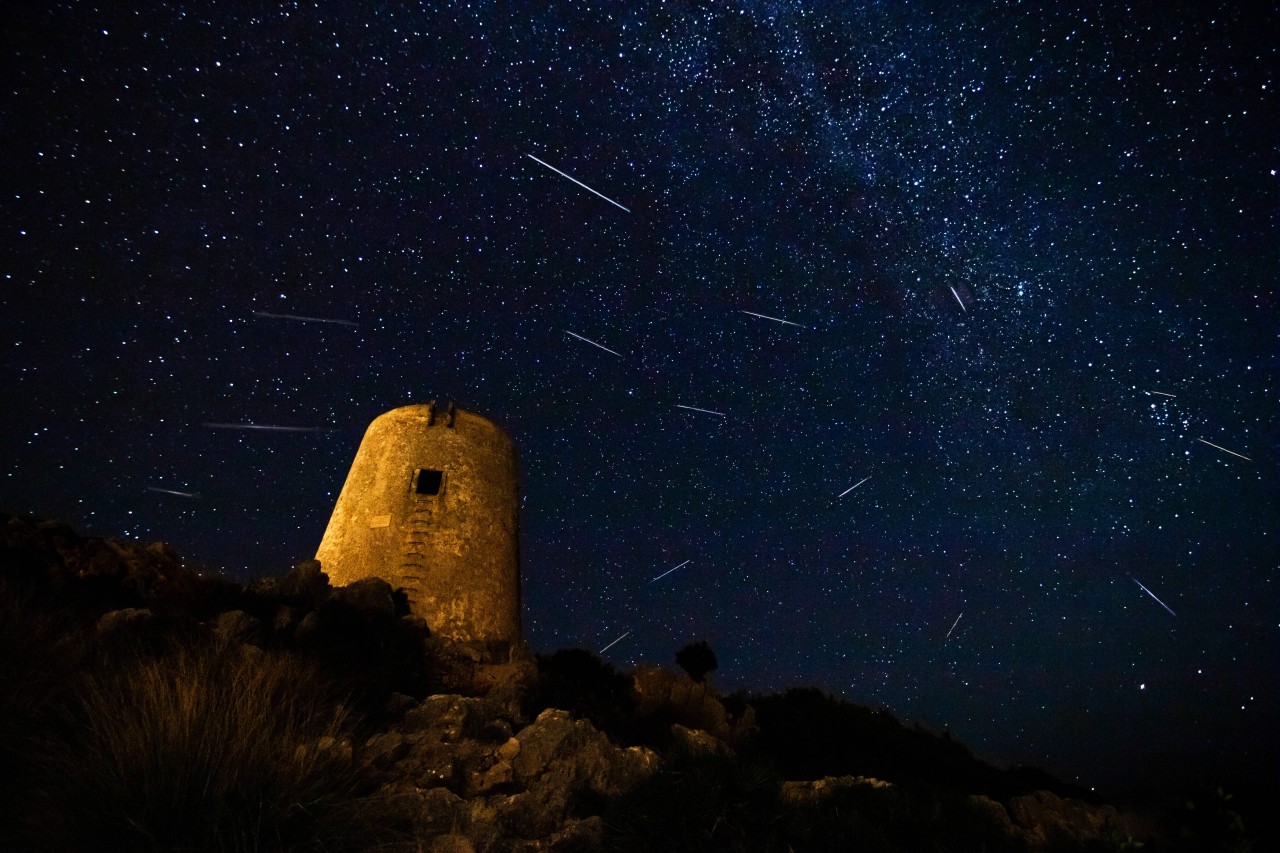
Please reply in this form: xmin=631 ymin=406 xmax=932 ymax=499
xmin=675 ymin=640 xmax=717 ymax=683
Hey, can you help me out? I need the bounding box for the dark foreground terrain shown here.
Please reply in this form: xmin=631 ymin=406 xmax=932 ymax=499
xmin=0 ymin=513 xmax=1267 ymax=851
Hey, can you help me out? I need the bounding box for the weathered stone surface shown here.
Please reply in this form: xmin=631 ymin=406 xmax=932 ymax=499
xmin=493 ymin=784 xmax=572 ymax=839
xmin=469 ymin=760 xmax=516 ymax=796
xmin=400 ymin=736 xmax=462 ymax=790
xmin=496 ymin=708 xmax=659 ymax=838
xmin=1008 ymin=789 xmax=1140 ymax=851
xmin=548 ymin=815 xmax=605 ymax=852
xmin=497 ymin=736 xmax=521 ymax=761
xmin=781 ymin=775 xmax=910 ymax=823
xmin=385 ymin=691 xmax=418 ymax=718
xmin=279 ymin=558 xmax=329 ymax=600
xmin=430 ymin=834 xmax=476 ymax=853
xmin=416 ymin=787 xmax=468 ymax=837
xmin=670 ymin=723 xmax=730 ymax=757
xmin=293 ymin=610 xmax=321 ymax=645
xmin=212 ymin=609 xmax=261 ymax=645
xmin=403 ymin=694 xmax=505 ymax=742
xmin=313 ymin=735 xmax=353 ymax=763
xmin=630 ymin=665 xmax=737 ymax=740
xmin=314 ymin=405 xmax=522 ymax=646
xmin=965 ymin=793 xmax=1018 ymax=839
xmin=361 ymin=731 xmax=410 ymax=770
xmin=95 ymin=607 xmax=154 ymax=637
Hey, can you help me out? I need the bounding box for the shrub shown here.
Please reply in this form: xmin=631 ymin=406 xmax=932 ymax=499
xmin=523 ymin=648 xmax=635 ymax=737
xmin=25 ymin=643 xmax=372 ymax=852
xmin=676 ymin=640 xmax=718 ymax=683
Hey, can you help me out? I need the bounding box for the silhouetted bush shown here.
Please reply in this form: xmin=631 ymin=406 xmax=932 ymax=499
xmin=523 ymin=648 xmax=635 ymax=736
xmin=676 ymin=639 xmax=718 ymax=683
xmin=296 ymin=580 xmax=435 ymax=719
xmin=750 ymin=687 xmax=993 ymax=792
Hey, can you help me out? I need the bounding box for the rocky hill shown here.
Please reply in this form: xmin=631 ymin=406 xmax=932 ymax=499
xmin=0 ymin=513 xmax=1254 ymax=851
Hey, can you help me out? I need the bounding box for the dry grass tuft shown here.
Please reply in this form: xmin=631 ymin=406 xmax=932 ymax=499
xmin=27 ymin=643 xmax=376 ymax=852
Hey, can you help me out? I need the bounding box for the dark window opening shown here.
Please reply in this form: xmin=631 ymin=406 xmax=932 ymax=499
xmin=414 ymin=468 xmax=444 ymax=495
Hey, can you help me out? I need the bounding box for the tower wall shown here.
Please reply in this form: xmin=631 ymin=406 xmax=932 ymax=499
xmin=315 ymin=404 xmax=521 ymax=645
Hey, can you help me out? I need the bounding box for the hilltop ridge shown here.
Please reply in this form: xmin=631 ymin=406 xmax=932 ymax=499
xmin=0 ymin=513 xmax=1250 ymax=851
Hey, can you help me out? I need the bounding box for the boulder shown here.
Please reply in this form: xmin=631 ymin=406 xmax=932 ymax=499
xmin=402 ymin=694 xmax=507 ymax=742
xmin=361 ymin=731 xmax=410 ymax=770
xmin=495 ymin=708 xmax=659 ymax=837
xmin=280 ymin=559 xmax=329 ymax=601
xmin=631 ymin=665 xmax=734 ymax=740
xmin=415 ymin=787 xmax=468 ymax=837
xmin=670 ymin=723 xmax=731 ymax=757
xmin=212 ymin=609 xmax=262 ymax=645
xmin=430 ymin=834 xmax=475 ymax=853
xmin=95 ymin=607 xmax=154 ymax=638
xmin=468 ymin=760 xmax=516 ymax=796
xmin=293 ymin=610 xmax=321 ymax=645
xmin=1008 ymin=789 xmax=1149 ymax=851
xmin=548 ymin=815 xmax=605 ymax=852
xmin=331 ymin=576 xmax=397 ymax=620
xmin=781 ymin=775 xmax=911 ymax=823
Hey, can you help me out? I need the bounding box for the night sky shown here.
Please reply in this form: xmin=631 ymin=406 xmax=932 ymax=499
xmin=3 ymin=2 xmax=1276 ymax=798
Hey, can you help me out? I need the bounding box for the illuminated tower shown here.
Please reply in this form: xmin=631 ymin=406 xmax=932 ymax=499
xmin=315 ymin=402 xmax=521 ymax=647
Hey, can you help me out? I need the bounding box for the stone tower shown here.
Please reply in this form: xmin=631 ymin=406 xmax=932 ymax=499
xmin=315 ymin=402 xmax=521 ymax=647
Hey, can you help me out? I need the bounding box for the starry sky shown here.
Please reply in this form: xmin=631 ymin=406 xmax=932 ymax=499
xmin=2 ymin=1 xmax=1276 ymax=798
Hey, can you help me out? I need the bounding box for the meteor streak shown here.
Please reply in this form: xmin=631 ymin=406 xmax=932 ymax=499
xmin=1196 ymin=438 xmax=1252 ymax=461
xmin=675 ymin=404 xmax=725 ymax=417
xmin=203 ymin=423 xmax=334 ymax=432
xmin=565 ymin=330 xmax=623 ymax=357
xmin=945 ymin=612 xmax=963 ymax=640
xmin=1132 ymin=577 xmax=1176 ymax=617
xmin=1145 ymin=390 xmax=1177 ymax=398
xmin=838 ymin=476 xmax=871 ymax=497
xmin=650 ymin=559 xmax=691 ymax=583
xmin=948 ymin=285 xmax=967 ymax=312
xmin=599 ymin=630 xmax=632 ymax=654
xmin=525 ymin=153 xmax=630 ymax=212
xmin=252 ymin=311 xmax=357 ymax=327
xmin=740 ymin=310 xmax=807 ymax=328
xmin=146 ymin=487 xmax=201 ymax=498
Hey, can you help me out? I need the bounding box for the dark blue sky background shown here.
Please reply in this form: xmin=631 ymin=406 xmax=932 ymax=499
xmin=2 ymin=1 xmax=1275 ymax=798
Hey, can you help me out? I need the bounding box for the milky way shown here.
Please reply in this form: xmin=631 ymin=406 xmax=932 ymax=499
xmin=2 ymin=2 xmax=1275 ymax=796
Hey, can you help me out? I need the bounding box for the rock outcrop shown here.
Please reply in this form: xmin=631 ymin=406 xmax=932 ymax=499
xmin=362 ymin=699 xmax=660 ymax=849
xmin=0 ymin=514 xmax=1181 ymax=852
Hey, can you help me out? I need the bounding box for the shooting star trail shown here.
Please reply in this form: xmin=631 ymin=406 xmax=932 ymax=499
xmin=1132 ymin=577 xmax=1176 ymax=617
xmin=948 ymin=285 xmax=967 ymax=313
xmin=837 ymin=476 xmax=871 ymax=497
xmin=525 ymin=153 xmax=630 ymax=212
xmin=650 ymin=559 xmax=691 ymax=583
xmin=945 ymin=612 xmax=963 ymax=640
xmin=740 ymin=310 xmax=807 ymax=328
xmin=203 ymin=423 xmax=335 ymax=433
xmin=252 ymin=311 xmax=358 ymax=327
xmin=599 ymin=630 xmax=632 ymax=655
xmin=1196 ymin=438 xmax=1252 ymax=461
xmin=1145 ymin=390 xmax=1177 ymax=398
xmin=146 ymin=487 xmax=201 ymax=499
xmin=675 ymin=404 xmax=725 ymax=417
xmin=565 ymin=330 xmax=623 ymax=357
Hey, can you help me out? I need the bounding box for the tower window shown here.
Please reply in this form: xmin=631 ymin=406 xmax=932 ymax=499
xmin=414 ymin=468 xmax=444 ymax=495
